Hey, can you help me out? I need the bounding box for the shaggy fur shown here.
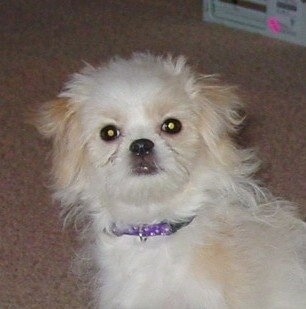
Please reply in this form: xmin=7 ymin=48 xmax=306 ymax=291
xmin=35 ymin=53 xmax=306 ymax=308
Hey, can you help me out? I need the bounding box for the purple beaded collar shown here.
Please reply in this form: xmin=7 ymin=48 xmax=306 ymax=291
xmin=111 ymin=217 xmax=195 ymax=241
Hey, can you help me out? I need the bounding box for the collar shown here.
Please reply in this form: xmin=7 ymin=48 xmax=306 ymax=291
xmin=110 ymin=217 xmax=195 ymax=241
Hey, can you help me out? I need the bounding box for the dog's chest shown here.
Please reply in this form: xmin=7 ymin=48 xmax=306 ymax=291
xmin=99 ymin=236 xmax=228 ymax=308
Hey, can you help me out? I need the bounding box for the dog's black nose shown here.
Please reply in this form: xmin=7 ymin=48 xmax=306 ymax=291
xmin=129 ymin=139 xmax=154 ymax=156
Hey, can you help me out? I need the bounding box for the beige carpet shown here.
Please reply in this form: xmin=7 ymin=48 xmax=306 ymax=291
xmin=1 ymin=0 xmax=305 ymax=307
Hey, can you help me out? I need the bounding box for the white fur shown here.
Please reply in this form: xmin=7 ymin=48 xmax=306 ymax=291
xmin=37 ymin=53 xmax=306 ymax=308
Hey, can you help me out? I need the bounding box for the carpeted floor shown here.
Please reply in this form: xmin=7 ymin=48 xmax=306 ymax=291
xmin=0 ymin=0 xmax=305 ymax=308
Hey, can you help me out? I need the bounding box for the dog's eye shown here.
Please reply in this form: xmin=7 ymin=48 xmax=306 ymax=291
xmin=100 ymin=125 xmax=120 ymax=141
xmin=161 ymin=118 xmax=182 ymax=134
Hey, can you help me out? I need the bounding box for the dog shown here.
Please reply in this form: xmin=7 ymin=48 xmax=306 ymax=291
xmin=34 ymin=53 xmax=306 ymax=308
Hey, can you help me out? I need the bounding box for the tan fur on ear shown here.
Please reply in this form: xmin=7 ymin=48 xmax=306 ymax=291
xmin=33 ymin=98 xmax=75 ymax=138
xmin=35 ymin=98 xmax=87 ymax=190
xmin=195 ymin=80 xmax=252 ymax=170
xmin=197 ymin=81 xmax=244 ymax=143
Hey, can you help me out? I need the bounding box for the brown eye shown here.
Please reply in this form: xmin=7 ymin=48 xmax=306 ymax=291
xmin=161 ymin=118 xmax=182 ymax=134
xmin=100 ymin=125 xmax=120 ymax=141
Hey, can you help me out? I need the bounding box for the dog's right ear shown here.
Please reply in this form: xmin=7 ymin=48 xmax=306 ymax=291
xmin=32 ymin=97 xmax=75 ymax=139
xmin=31 ymin=98 xmax=87 ymax=190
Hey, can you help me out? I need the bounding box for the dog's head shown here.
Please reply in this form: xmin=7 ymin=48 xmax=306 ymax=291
xmin=35 ymin=54 xmax=245 ymax=220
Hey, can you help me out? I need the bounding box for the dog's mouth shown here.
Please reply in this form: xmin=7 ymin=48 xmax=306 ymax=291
xmin=130 ymin=155 xmax=159 ymax=175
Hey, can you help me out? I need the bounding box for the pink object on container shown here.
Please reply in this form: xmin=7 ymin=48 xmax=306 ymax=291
xmin=267 ymin=17 xmax=282 ymax=34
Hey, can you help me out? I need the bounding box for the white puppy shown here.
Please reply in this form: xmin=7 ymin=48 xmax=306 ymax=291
xmin=35 ymin=53 xmax=306 ymax=308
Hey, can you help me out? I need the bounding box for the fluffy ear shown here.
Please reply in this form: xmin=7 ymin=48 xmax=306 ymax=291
xmin=33 ymin=98 xmax=87 ymax=190
xmin=197 ymin=81 xmax=244 ymax=141
xmin=194 ymin=79 xmax=248 ymax=168
xmin=33 ymin=98 xmax=75 ymax=138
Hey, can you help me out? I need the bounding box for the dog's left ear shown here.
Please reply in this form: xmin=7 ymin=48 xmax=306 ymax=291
xmin=194 ymin=80 xmax=245 ymax=166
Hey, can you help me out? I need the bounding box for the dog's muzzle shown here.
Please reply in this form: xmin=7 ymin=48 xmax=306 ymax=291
xmin=129 ymin=139 xmax=158 ymax=175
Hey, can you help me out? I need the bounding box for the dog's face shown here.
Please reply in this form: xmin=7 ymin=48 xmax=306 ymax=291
xmin=81 ymin=67 xmax=203 ymax=205
xmin=35 ymin=54 xmax=243 ymax=218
